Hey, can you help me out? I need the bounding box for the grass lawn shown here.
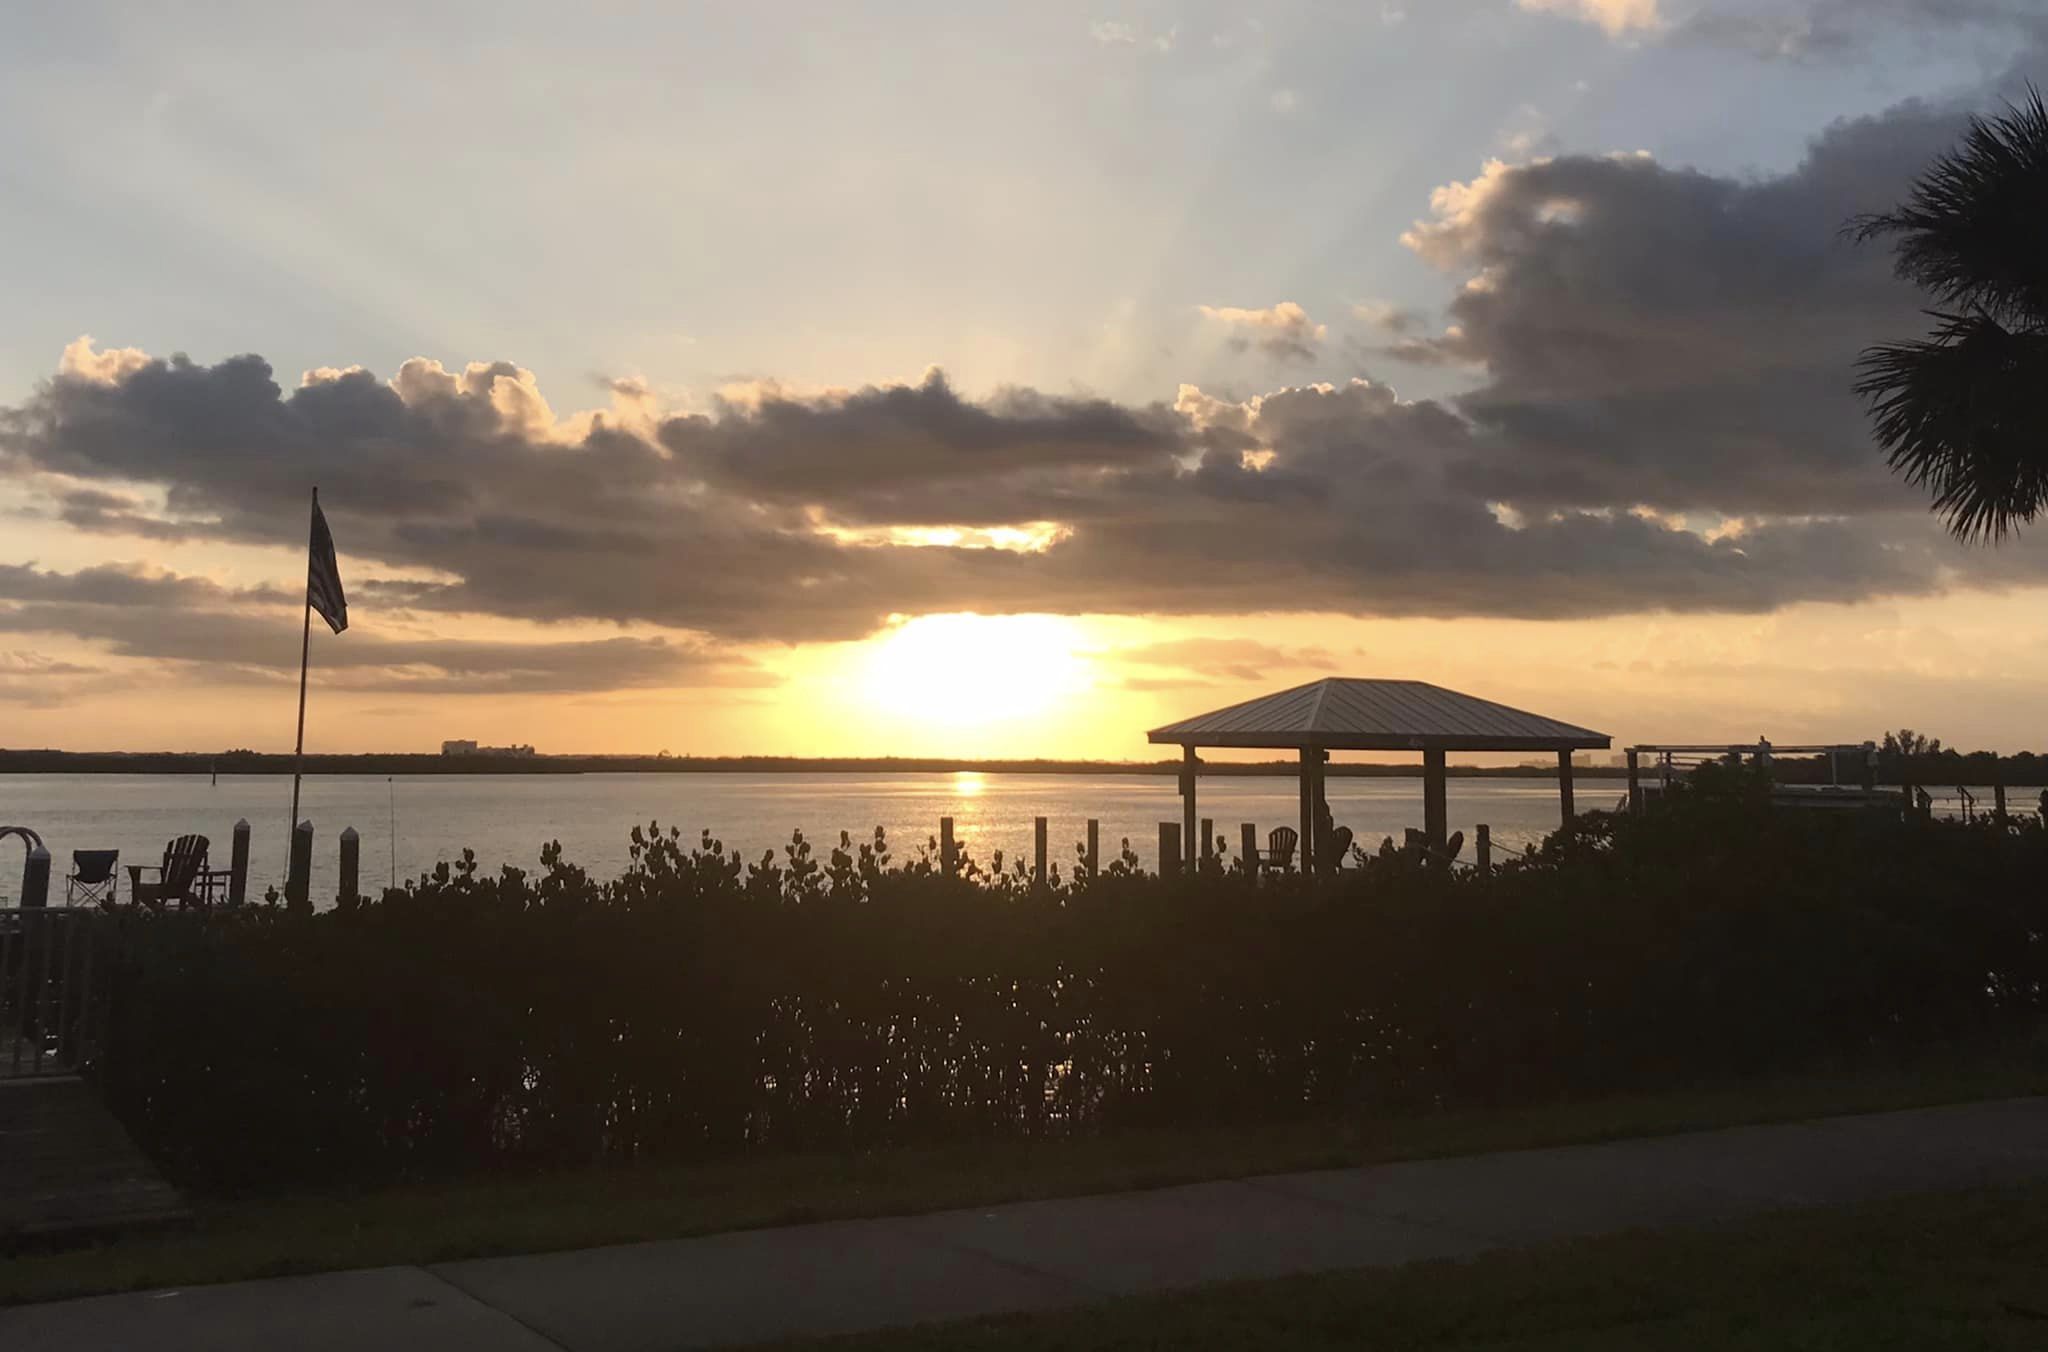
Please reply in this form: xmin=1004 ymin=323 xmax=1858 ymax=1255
xmin=5 ymin=1043 xmax=2046 ymax=1308
xmin=780 ymin=1182 xmax=2048 ymax=1351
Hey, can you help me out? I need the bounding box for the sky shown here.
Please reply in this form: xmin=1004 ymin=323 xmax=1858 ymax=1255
xmin=2 ymin=0 xmax=2045 ymax=759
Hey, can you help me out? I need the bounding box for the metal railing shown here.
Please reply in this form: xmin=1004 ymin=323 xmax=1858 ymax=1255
xmin=0 ymin=908 xmax=108 ymax=1079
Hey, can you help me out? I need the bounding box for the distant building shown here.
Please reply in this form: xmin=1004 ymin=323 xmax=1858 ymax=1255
xmin=441 ymin=740 xmax=536 ymax=757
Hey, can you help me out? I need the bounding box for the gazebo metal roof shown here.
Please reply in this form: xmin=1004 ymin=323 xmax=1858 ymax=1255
xmin=1147 ymin=678 xmax=1610 ymax=753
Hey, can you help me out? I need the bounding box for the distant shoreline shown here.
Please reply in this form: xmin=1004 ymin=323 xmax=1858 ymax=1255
xmin=0 ymin=750 xmax=1632 ymax=779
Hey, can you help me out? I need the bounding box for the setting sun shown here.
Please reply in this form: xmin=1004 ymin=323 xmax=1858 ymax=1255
xmin=856 ymin=614 xmax=1094 ymax=730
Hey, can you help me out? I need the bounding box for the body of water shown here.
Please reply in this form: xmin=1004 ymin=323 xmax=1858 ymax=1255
xmin=0 ymin=772 xmax=1612 ymax=905
xmin=4 ymin=772 xmax=2028 ymax=907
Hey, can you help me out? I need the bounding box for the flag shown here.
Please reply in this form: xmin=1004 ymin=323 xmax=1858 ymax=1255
xmin=307 ymin=493 xmax=348 ymax=634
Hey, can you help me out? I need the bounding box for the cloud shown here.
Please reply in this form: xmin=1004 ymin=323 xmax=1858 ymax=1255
xmin=0 ymin=335 xmax=2024 ymax=653
xmin=0 ymin=563 xmax=768 ymax=695
xmin=1353 ymin=302 xmax=1427 ymax=337
xmin=663 ymin=366 xmax=1184 ymax=526
xmin=1198 ymin=302 xmax=1327 ymax=362
xmin=1516 ymin=0 xmax=1663 ymax=37
xmin=1400 ymin=97 xmax=1980 ymax=515
xmin=1114 ymin=638 xmax=1339 ymax=682
xmin=1348 ymin=303 xmax=1473 ymax=368
xmin=1089 ymin=20 xmax=1137 ymax=44
xmin=57 ymin=335 xmax=152 ymax=386
xmin=0 ymin=650 xmax=120 ymax=707
xmin=1682 ymin=2 xmax=2048 ymax=58
xmin=10 ymin=70 xmax=2047 ymax=670
xmin=1522 ymin=0 xmax=2047 ymax=57
xmin=0 ymin=651 xmax=100 ymax=678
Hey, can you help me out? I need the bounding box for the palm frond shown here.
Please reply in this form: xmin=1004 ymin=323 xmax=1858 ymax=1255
xmin=1848 ymin=85 xmax=2048 ymax=331
xmin=1856 ymin=313 xmax=2048 ymax=542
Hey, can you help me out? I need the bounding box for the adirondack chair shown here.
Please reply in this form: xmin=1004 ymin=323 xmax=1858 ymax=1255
xmin=1264 ymin=826 xmax=1299 ymax=873
xmin=65 ymin=849 xmax=120 ymax=906
xmin=1327 ymin=825 xmax=1354 ymax=871
xmin=127 ymin=835 xmax=227 ymax=909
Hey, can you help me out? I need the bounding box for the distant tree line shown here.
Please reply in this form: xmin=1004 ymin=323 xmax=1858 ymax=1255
xmin=87 ymin=767 xmax=2048 ymax=1194
xmin=0 ymin=748 xmax=1628 ymax=778
xmin=1694 ymin=730 xmax=2043 ymax=789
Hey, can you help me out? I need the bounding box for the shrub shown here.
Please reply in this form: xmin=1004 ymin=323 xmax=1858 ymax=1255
xmin=95 ymin=777 xmax=2048 ymax=1193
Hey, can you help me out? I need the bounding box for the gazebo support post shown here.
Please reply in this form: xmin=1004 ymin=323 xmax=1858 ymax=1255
xmin=1557 ymin=749 xmax=1576 ymax=829
xmin=1181 ymin=745 xmax=1198 ymax=874
xmin=1318 ymin=752 xmax=1334 ymax=865
xmin=1298 ymin=747 xmax=1315 ymax=875
xmin=1422 ymin=747 xmax=1448 ymax=852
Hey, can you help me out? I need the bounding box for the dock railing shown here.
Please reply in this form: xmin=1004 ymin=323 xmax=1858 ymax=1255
xmin=0 ymin=908 xmax=109 ymax=1079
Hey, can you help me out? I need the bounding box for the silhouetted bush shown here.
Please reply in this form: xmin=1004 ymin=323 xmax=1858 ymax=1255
xmin=94 ymin=772 xmax=2048 ymax=1193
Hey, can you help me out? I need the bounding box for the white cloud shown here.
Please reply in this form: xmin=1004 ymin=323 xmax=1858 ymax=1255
xmin=1400 ymin=158 xmax=1521 ymax=268
xmin=1198 ymin=302 xmax=1327 ymax=362
xmin=58 ymin=336 xmax=152 ymax=386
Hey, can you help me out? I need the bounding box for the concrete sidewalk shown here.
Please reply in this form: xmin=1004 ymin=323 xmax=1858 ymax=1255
xmin=8 ymin=1097 xmax=2048 ymax=1351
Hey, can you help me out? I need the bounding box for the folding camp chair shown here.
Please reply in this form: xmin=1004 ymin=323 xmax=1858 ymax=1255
xmin=65 ymin=849 xmax=120 ymax=906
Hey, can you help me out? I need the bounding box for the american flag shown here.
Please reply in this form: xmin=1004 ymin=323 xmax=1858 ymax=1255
xmin=307 ymin=492 xmax=348 ymax=634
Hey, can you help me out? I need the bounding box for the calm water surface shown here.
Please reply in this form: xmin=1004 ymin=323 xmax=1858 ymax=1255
xmin=0 ymin=772 xmax=1611 ymax=905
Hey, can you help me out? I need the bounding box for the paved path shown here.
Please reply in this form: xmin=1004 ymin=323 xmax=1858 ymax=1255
xmin=9 ymin=1097 xmax=2048 ymax=1351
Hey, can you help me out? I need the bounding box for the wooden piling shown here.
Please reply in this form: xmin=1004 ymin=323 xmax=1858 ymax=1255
xmin=338 ymin=826 xmax=359 ymax=906
xmin=1034 ymin=816 xmax=1048 ymax=885
xmin=286 ymin=820 xmax=313 ymax=909
xmin=1625 ymin=750 xmax=1642 ymax=815
xmin=1241 ymin=822 xmax=1258 ymax=873
xmin=1200 ymin=817 xmax=1213 ymax=864
xmin=1086 ymin=819 xmax=1099 ymax=878
xmin=1159 ymin=821 xmax=1181 ymax=876
xmin=940 ymin=817 xmax=956 ymax=877
xmin=228 ymin=818 xmax=251 ymax=907
xmin=1557 ymin=750 xmax=1576 ymax=828
xmin=20 ymin=844 xmax=50 ymax=909
xmin=1476 ymin=823 xmax=1491 ymax=877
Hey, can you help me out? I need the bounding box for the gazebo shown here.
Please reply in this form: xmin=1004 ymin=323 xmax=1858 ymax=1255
xmin=1147 ymin=678 xmax=1611 ymax=871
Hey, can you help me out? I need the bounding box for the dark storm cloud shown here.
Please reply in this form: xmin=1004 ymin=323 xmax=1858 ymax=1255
xmin=1401 ymin=97 xmax=1976 ymax=516
xmin=662 ymin=368 xmax=1184 ymax=512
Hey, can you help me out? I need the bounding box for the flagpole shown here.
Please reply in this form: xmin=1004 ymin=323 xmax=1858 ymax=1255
xmin=289 ymin=488 xmax=317 ymax=853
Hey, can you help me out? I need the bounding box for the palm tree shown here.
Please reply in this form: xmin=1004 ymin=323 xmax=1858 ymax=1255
xmin=1851 ymin=87 xmax=2048 ymax=541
